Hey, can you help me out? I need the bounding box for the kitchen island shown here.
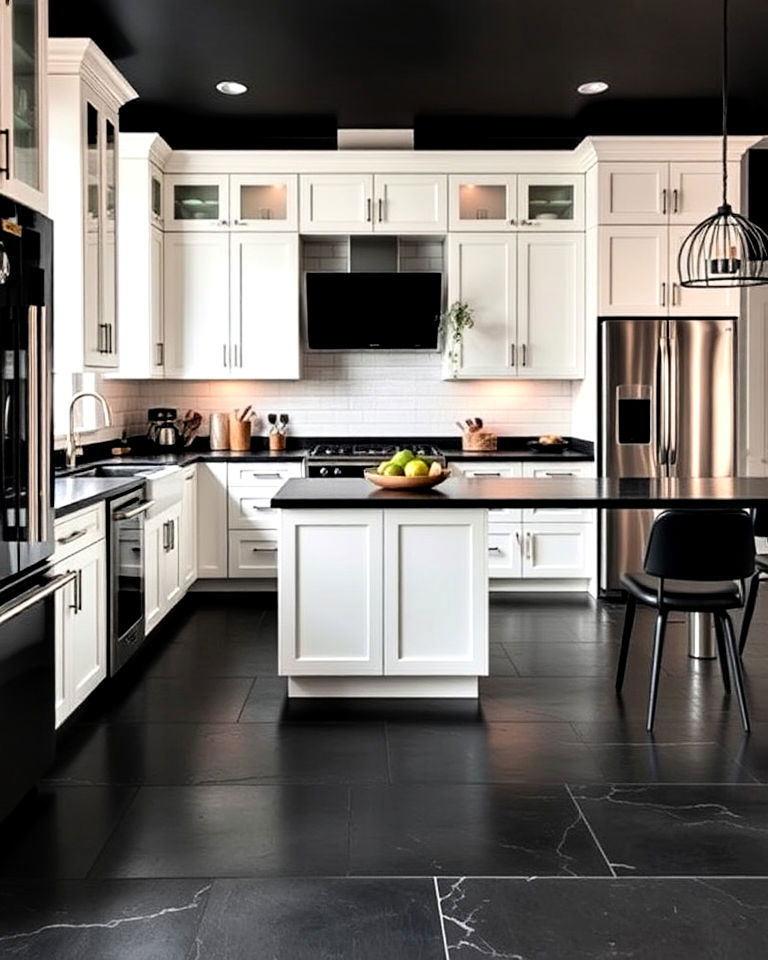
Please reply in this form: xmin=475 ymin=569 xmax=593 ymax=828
xmin=272 ymin=476 xmax=768 ymax=698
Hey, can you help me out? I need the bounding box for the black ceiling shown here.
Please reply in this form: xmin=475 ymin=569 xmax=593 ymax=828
xmin=49 ymin=0 xmax=768 ymax=149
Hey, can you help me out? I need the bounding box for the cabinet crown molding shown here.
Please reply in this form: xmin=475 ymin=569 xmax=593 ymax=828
xmin=586 ymin=135 xmax=763 ymax=163
xmin=48 ymin=38 xmax=138 ymax=111
xmin=119 ymin=131 xmax=173 ymax=167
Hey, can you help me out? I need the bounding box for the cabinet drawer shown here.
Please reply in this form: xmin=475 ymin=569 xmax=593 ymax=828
xmin=228 ymin=490 xmax=280 ymax=530
xmin=448 ymin=461 xmax=523 ymax=479
xmin=227 ymin=462 xmax=302 ymax=487
xmin=522 ymin=462 xmax=595 ymax=521
xmin=488 ymin=525 xmax=522 ymax=579
xmin=52 ymin=503 xmax=105 ymax=564
xmin=228 ymin=531 xmax=279 ymax=578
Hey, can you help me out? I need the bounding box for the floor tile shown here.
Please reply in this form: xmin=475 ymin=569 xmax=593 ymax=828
xmin=49 ymin=722 xmax=388 ymax=786
xmin=237 ymin=678 xmax=290 ymax=722
xmin=348 ymin=783 xmax=610 ymax=876
xmin=386 ymin=722 xmax=604 ymax=783
xmin=503 ymin=641 xmax=619 ymax=677
xmin=571 ymin=783 xmax=768 ymax=875
xmin=90 ymin=785 xmax=351 ymax=878
xmin=143 ymin=635 xmax=277 ymax=678
xmin=585 ymin=740 xmax=757 ymax=783
xmin=0 ymin=879 xmax=210 ymax=959
xmin=437 ymin=877 xmax=768 ymax=959
xmin=193 ymin=878 xmax=445 ymax=959
xmin=89 ymin=677 xmax=255 ymax=724
xmin=0 ymin=787 xmax=137 ymax=879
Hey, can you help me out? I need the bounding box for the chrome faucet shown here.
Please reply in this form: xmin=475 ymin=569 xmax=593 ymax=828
xmin=66 ymin=391 xmax=113 ymax=469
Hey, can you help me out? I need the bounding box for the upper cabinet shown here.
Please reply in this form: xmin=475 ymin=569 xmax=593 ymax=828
xmin=48 ymin=39 xmax=137 ymax=372
xmin=599 ymin=161 xmax=740 ymax=224
xmin=449 ymin=174 xmax=584 ymax=231
xmin=164 ymin=174 xmax=298 ymax=231
xmin=0 ymin=0 xmax=47 ymax=212
xmin=300 ymin=174 xmax=447 ymax=233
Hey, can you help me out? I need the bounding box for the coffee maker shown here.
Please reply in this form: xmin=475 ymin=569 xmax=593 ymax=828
xmin=147 ymin=408 xmax=180 ymax=448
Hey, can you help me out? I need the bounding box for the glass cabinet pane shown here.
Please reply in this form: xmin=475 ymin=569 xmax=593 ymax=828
xmin=11 ymin=0 xmax=40 ymax=189
xmin=85 ymin=104 xmax=101 ymax=354
xmin=103 ymin=119 xmax=117 ymax=349
xmin=458 ymin=183 xmax=507 ymax=221
xmin=151 ymin=175 xmax=162 ymax=220
xmin=173 ymin=184 xmax=219 ymax=221
xmin=527 ymin=184 xmax=575 ymax=223
xmin=239 ymin=183 xmax=288 ymax=221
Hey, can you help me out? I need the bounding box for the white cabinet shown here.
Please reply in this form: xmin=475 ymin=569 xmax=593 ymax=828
xmin=278 ymin=508 xmax=487 ymax=677
xmin=145 ymin=502 xmax=182 ymax=634
xmin=52 ymin=521 xmax=107 ymax=728
xmin=599 ymin=224 xmax=740 ymax=317
xmin=521 ymin=461 xmax=595 ymax=521
xmin=180 ymin=465 xmax=197 ymax=589
xmin=599 ymin=161 xmax=740 ymax=225
xmin=520 ymin=523 xmax=592 ymax=579
xmin=164 ymin=174 xmax=298 ymax=231
xmin=447 ymin=233 xmax=584 ymax=379
xmin=197 ymin=463 xmax=228 ymax=578
xmin=114 ymin=133 xmax=170 ymax=377
xmin=449 ymin=175 xmax=583 ymax=232
xmin=487 ymin=526 xmax=523 ymax=578
xmin=228 ymin=531 xmax=279 ymax=578
xmin=279 ymin=510 xmax=384 ymax=675
xmin=48 ymin=39 xmax=137 ymax=372
xmin=164 ymin=232 xmax=299 ymax=379
xmin=0 ymin=0 xmax=48 ymax=211
xmin=299 ymin=174 xmax=447 ymax=233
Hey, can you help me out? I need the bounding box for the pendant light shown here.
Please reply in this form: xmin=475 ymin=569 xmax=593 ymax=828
xmin=678 ymin=0 xmax=768 ymax=288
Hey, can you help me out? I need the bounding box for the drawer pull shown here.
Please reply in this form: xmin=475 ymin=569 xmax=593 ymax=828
xmin=543 ymin=471 xmax=576 ymax=477
xmin=488 ymin=546 xmax=503 ymax=554
xmin=472 ymin=472 xmax=501 ymax=477
xmin=252 ymin=545 xmax=278 ymax=552
xmin=250 ymin=505 xmax=270 ymax=510
xmin=57 ymin=528 xmax=88 ymax=545
xmin=247 ymin=472 xmax=283 ymax=479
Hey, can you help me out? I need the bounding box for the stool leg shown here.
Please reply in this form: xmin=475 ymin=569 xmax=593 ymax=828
xmin=615 ymin=596 xmax=636 ymax=693
xmin=646 ymin=610 xmax=668 ymax=732
xmin=714 ymin=615 xmax=731 ymax=694
xmin=722 ymin=613 xmax=751 ymax=733
xmin=739 ymin=574 xmax=761 ymax=656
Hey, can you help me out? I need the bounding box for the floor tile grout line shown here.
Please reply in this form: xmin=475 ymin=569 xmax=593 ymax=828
xmin=235 ymin=677 xmax=258 ymax=723
xmin=82 ymin=785 xmax=143 ymax=881
xmin=433 ymin=876 xmax=451 ymax=959
xmin=564 ymin=783 xmax=617 ymax=880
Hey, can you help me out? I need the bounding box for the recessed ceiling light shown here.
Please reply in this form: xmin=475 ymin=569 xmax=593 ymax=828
xmin=577 ymin=80 xmax=609 ymax=96
xmin=216 ymin=80 xmax=248 ymax=96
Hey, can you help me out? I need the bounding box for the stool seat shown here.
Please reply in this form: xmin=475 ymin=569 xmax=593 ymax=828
xmin=620 ymin=572 xmax=743 ymax=611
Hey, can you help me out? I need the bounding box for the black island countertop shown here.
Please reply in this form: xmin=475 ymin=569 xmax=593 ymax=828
xmin=271 ymin=476 xmax=768 ymax=510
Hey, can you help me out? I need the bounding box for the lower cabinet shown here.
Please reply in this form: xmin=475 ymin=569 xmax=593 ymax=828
xmin=197 ymin=463 xmax=228 ymax=578
xmin=145 ymin=502 xmax=183 ymax=634
xmin=278 ymin=508 xmax=488 ymax=677
xmin=180 ymin=465 xmax=198 ymax=588
xmin=52 ymin=537 xmax=107 ymax=728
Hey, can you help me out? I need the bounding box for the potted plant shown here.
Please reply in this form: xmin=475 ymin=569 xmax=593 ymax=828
xmin=440 ymin=300 xmax=474 ymax=377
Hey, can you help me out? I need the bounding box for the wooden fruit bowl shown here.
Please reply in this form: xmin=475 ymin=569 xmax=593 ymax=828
xmin=364 ymin=468 xmax=451 ymax=490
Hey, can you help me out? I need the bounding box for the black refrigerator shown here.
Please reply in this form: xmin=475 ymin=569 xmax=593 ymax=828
xmin=0 ymin=196 xmax=71 ymax=820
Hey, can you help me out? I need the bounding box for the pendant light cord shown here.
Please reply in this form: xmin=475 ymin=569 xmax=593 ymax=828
xmin=722 ymin=0 xmax=729 ymax=206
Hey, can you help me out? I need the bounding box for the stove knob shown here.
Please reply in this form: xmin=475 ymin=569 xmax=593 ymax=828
xmin=319 ymin=467 xmax=329 ymax=477
xmin=333 ymin=467 xmax=342 ymax=477
xmin=324 ymin=447 xmax=333 ymax=455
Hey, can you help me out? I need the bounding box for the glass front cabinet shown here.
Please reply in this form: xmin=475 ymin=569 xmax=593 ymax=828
xmin=0 ymin=0 xmax=47 ymax=211
xmin=164 ymin=174 xmax=298 ymax=231
xmin=450 ymin=174 xmax=584 ymax=231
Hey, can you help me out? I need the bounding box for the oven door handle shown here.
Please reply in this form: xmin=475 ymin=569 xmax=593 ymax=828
xmin=113 ymin=500 xmax=155 ymax=521
xmin=0 ymin=571 xmax=77 ymax=627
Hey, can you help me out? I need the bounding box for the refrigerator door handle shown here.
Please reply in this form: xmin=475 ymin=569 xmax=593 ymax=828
xmin=26 ymin=306 xmax=40 ymax=542
xmin=668 ymin=332 xmax=678 ymax=466
xmin=657 ymin=335 xmax=669 ymax=466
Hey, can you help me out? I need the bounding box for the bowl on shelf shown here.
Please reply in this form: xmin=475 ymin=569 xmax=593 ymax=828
xmin=364 ymin=468 xmax=451 ymax=490
xmin=527 ymin=439 xmax=569 ymax=454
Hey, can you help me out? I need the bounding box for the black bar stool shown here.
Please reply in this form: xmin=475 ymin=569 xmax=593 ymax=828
xmin=615 ymin=509 xmax=755 ymax=732
xmin=738 ymin=507 xmax=768 ymax=655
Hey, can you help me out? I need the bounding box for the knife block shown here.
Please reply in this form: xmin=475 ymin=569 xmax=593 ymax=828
xmin=462 ymin=430 xmax=498 ymax=452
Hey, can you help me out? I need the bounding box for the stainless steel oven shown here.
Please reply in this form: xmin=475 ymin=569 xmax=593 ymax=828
xmin=109 ymin=490 xmax=153 ymax=674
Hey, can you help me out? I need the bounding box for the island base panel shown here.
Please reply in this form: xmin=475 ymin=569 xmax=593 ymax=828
xmin=287 ymin=676 xmax=479 ymax=698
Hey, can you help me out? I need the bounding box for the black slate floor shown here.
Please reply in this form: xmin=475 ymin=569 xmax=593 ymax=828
xmin=3 ymin=592 xmax=768 ymax=957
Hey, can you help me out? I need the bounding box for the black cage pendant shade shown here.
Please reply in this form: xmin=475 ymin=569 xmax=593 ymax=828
xmin=678 ymin=0 xmax=768 ymax=288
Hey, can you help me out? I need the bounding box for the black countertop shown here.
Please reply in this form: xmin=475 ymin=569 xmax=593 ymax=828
xmin=271 ymin=476 xmax=768 ymax=510
xmin=55 ymin=477 xmax=145 ymax=518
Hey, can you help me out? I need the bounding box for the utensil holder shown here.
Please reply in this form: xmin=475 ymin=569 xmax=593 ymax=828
xmin=229 ymin=418 xmax=251 ymax=452
xmin=462 ymin=430 xmax=498 ymax=452
xmin=269 ymin=433 xmax=286 ymax=452
xmin=209 ymin=413 xmax=230 ymax=451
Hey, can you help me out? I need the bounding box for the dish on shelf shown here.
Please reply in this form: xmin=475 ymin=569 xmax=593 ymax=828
xmin=364 ymin=468 xmax=451 ymax=490
xmin=527 ymin=439 xmax=569 ymax=454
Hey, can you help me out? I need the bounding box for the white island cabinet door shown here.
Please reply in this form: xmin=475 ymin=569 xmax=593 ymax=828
xmin=279 ymin=510 xmax=383 ymax=675
xmin=384 ymin=510 xmax=488 ymax=676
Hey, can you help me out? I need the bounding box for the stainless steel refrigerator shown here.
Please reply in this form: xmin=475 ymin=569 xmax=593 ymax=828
xmin=599 ymin=317 xmax=737 ymax=592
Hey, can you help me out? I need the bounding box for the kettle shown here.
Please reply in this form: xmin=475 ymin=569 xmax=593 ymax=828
xmin=147 ymin=408 xmax=180 ymax=448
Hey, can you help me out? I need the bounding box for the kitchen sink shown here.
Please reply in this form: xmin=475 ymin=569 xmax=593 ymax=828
xmin=59 ymin=463 xmax=184 ymax=517
xmin=65 ymin=464 xmax=165 ymax=478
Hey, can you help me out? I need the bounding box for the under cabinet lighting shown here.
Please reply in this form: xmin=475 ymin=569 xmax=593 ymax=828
xmin=577 ymin=80 xmax=609 ymax=95
xmin=216 ymin=80 xmax=248 ymax=96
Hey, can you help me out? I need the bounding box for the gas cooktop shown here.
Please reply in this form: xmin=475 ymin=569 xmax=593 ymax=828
xmin=308 ymin=443 xmax=442 ymax=460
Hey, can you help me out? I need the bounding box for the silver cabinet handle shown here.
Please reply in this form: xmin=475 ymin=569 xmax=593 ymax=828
xmin=170 ymin=519 xmax=175 ymax=551
xmin=510 ymin=343 xmax=516 ymax=367
xmin=248 ymin=472 xmax=282 ymax=479
xmin=184 ymin=473 xmax=195 ymax=482
xmin=219 ymin=220 xmax=229 ymax=226
xmin=543 ymin=471 xmax=576 ymax=477
xmin=660 ymin=282 xmax=667 ymax=307
xmin=521 ymin=344 xmax=527 ymax=367
xmin=366 ymin=198 xmax=372 ymax=222
xmin=515 ymin=531 xmax=522 ymax=549
xmin=223 ymin=343 xmax=228 ymax=367
xmin=488 ymin=546 xmax=503 ymax=554
xmin=252 ymin=545 xmax=278 ymax=552
xmin=156 ymin=342 xmax=164 ymax=366
xmin=672 ymin=188 xmax=679 ymax=214
xmin=0 ymin=129 xmax=9 ymax=179
xmin=76 ymin=570 xmax=83 ymax=612
xmin=672 ymin=282 xmax=680 ymax=307
xmin=661 ymin=188 xmax=668 ymax=215
xmin=233 ymin=344 xmax=239 ymax=367
xmin=472 ymin=472 xmax=501 ymax=477
xmin=525 ymin=531 xmax=532 ymax=560
xmin=509 ymin=218 xmax=517 ymax=225
xmin=113 ymin=499 xmax=155 ymax=521
xmin=162 ymin=521 xmax=169 ymax=551
xmin=57 ymin=528 xmax=88 ymax=545
xmin=378 ymin=198 xmax=383 ymax=222
xmin=0 ymin=571 xmax=77 ymax=627
xmin=520 ymin=219 xmax=530 ymax=225
xmin=67 ymin=569 xmax=78 ymax=612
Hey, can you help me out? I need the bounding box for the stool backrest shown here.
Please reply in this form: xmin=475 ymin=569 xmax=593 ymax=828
xmin=644 ymin=509 xmax=755 ymax=581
